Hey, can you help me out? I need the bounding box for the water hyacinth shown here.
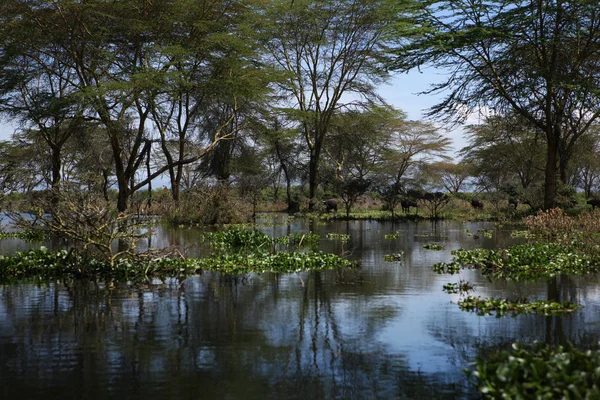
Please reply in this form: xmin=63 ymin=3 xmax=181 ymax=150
xmin=0 ymin=228 xmax=356 ymax=282
xmin=449 ymin=242 xmax=600 ymax=280
xmin=467 ymin=342 xmax=600 ymax=398
xmin=458 ymin=296 xmax=581 ymax=317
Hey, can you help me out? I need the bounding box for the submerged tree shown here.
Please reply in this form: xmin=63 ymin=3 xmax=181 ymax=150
xmin=396 ymin=0 xmax=600 ymax=208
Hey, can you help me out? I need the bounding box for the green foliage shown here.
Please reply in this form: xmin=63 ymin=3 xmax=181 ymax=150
xmin=203 ymin=229 xmax=321 ymax=251
xmin=0 ymin=229 xmax=47 ymax=242
xmin=384 ymin=231 xmax=403 ymax=239
xmin=467 ymin=343 xmax=600 ymax=398
xmin=0 ymin=245 xmax=355 ymax=282
xmin=442 ymin=280 xmax=474 ymax=294
xmin=189 ymin=251 xmax=354 ymax=275
xmin=326 ymin=233 xmax=351 ymax=242
xmin=510 ymin=230 xmax=537 ymax=239
xmin=458 ymin=296 xmax=581 ymax=317
xmin=432 ymin=262 xmax=461 ymax=274
xmin=450 ymin=243 xmax=600 ymax=281
xmin=384 ymin=252 xmax=404 ymax=262
xmin=423 ymin=243 xmax=444 ymax=250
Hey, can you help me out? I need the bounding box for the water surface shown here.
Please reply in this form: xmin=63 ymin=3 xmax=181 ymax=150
xmin=1 ymin=216 xmax=599 ymax=399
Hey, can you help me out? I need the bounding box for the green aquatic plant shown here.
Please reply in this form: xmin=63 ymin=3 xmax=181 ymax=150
xmin=203 ymin=229 xmax=320 ymax=251
xmin=432 ymin=262 xmax=461 ymax=274
xmin=477 ymin=229 xmax=493 ymax=239
xmin=423 ymin=243 xmax=445 ymax=250
xmin=326 ymin=232 xmax=350 ymax=242
xmin=384 ymin=252 xmax=404 ymax=262
xmin=450 ymin=243 xmax=600 ymax=280
xmin=415 ymin=233 xmax=447 ymax=239
xmin=0 ymin=247 xmax=356 ymax=282
xmin=203 ymin=229 xmax=273 ymax=250
xmin=458 ymin=296 xmax=581 ymax=317
xmin=275 ymin=232 xmax=320 ymax=248
xmin=384 ymin=231 xmax=403 ymax=239
xmin=510 ymin=230 xmax=537 ymax=239
xmin=467 ymin=342 xmax=600 ymax=398
xmin=442 ymin=280 xmax=474 ymax=294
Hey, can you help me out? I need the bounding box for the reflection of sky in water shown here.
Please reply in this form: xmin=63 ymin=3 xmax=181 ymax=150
xmin=1 ymin=216 xmax=600 ymax=398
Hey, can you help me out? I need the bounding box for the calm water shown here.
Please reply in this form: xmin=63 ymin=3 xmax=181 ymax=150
xmin=2 ymin=216 xmax=600 ymax=399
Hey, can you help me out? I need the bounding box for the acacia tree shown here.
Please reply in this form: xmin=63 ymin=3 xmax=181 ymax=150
xmin=425 ymin=161 xmax=472 ymax=193
xmin=0 ymin=3 xmax=86 ymax=198
xmin=0 ymin=0 xmax=267 ymax=212
xmin=324 ymin=106 xmax=396 ymax=181
xmin=259 ymin=0 xmax=404 ymax=209
xmin=461 ymin=114 xmax=546 ymax=193
xmin=396 ymin=0 xmax=600 ymax=208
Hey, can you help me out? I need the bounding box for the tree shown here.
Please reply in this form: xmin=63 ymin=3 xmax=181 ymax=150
xmin=425 ymin=161 xmax=472 ymax=194
xmin=570 ymin=125 xmax=600 ymax=198
xmin=0 ymin=0 xmax=263 ymax=212
xmin=259 ymin=0 xmax=401 ymax=209
xmin=257 ymin=116 xmax=306 ymax=210
xmin=397 ymin=0 xmax=600 ymax=208
xmin=336 ymin=178 xmax=371 ymax=217
xmin=379 ymin=119 xmax=452 ymax=184
xmin=0 ymin=1 xmax=85 ymax=198
xmin=461 ymin=114 xmax=546 ymax=194
xmin=324 ymin=106 xmax=396 ymax=181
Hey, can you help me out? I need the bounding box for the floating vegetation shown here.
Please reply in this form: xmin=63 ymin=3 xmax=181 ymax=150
xmin=442 ymin=280 xmax=474 ymax=294
xmin=423 ymin=243 xmax=445 ymax=251
xmin=510 ymin=230 xmax=537 ymax=239
xmin=432 ymin=262 xmax=461 ymax=274
xmin=450 ymin=243 xmax=600 ymax=280
xmin=203 ymin=229 xmax=320 ymax=251
xmin=184 ymin=251 xmax=354 ymax=275
xmin=326 ymin=233 xmax=350 ymax=242
xmin=0 ymin=247 xmax=356 ymax=283
xmin=477 ymin=228 xmax=493 ymax=238
xmin=458 ymin=296 xmax=581 ymax=317
xmin=384 ymin=252 xmax=404 ymax=262
xmin=384 ymin=231 xmax=403 ymax=239
xmin=415 ymin=233 xmax=447 ymax=239
xmin=467 ymin=342 xmax=600 ymax=399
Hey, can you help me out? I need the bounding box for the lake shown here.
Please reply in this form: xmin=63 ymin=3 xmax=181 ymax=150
xmin=1 ymin=215 xmax=600 ymax=399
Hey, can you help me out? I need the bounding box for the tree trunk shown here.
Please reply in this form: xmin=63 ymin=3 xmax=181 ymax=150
xmin=544 ymin=134 xmax=558 ymax=209
xmin=101 ymin=169 xmax=110 ymax=202
xmin=308 ymin=148 xmax=321 ymax=210
xmin=117 ymin=185 xmax=130 ymax=213
xmin=50 ymin=145 xmax=61 ymax=208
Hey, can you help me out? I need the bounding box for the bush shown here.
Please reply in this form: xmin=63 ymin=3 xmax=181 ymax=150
xmin=167 ymin=183 xmax=251 ymax=226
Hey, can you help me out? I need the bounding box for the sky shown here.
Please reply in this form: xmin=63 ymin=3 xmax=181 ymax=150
xmin=381 ymin=68 xmax=472 ymax=157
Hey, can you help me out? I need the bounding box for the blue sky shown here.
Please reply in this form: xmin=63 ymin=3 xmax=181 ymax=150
xmin=381 ymin=68 xmax=469 ymax=156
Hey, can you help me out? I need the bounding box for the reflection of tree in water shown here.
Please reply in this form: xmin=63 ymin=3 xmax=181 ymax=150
xmin=428 ymin=274 xmax=600 ymax=383
xmin=1 ymin=272 xmax=477 ymax=399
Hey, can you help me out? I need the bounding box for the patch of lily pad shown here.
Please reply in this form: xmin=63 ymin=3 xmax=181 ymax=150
xmin=458 ymin=296 xmax=581 ymax=317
